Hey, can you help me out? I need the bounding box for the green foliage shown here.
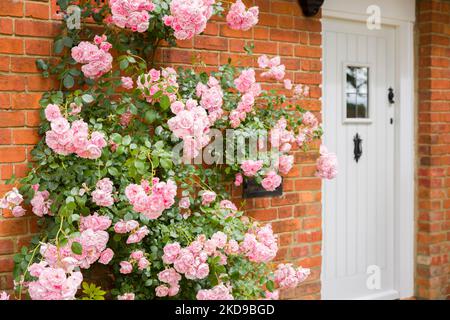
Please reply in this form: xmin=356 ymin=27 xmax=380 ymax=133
xmin=81 ymin=282 xmax=107 ymax=300
xmin=10 ymin=0 xmax=320 ymax=301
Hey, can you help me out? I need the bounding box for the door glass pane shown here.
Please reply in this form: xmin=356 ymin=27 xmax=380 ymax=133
xmin=346 ymin=66 xmax=369 ymax=119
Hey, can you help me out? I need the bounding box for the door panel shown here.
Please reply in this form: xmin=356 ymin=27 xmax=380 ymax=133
xmin=322 ymin=19 xmax=396 ymax=300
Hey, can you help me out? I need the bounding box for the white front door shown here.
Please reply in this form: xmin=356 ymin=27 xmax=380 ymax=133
xmin=322 ymin=18 xmax=398 ymax=300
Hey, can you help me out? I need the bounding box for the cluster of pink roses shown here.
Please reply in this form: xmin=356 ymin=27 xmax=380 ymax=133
xmin=270 ymin=118 xmax=296 ymax=153
xmin=27 ymin=264 xmax=83 ymax=300
xmin=163 ymin=0 xmax=214 ymax=40
xmin=316 ymin=146 xmax=338 ymax=180
xmin=44 ymin=104 xmax=107 ymax=159
xmin=114 ymin=219 xmax=150 ymax=244
xmin=196 ymin=283 xmax=234 ymax=300
xmin=230 ymin=68 xmax=262 ymax=128
xmin=0 ymin=187 xmax=25 ymax=217
xmin=125 ymin=178 xmax=177 ymax=219
xmin=258 ymin=55 xmax=286 ymax=81
xmin=119 ymin=250 xmax=150 ymax=274
xmin=137 ymin=67 xmax=178 ymax=104
xmin=168 ymin=99 xmax=211 ymax=159
xmin=25 ymin=214 xmax=114 ymax=300
xmin=273 ymin=263 xmax=310 ymax=289
xmin=109 ymin=0 xmax=154 ymax=33
xmin=30 ymin=184 xmax=52 ymax=217
xmin=155 ymin=267 xmax=181 ymax=297
xmin=196 ymin=77 xmax=224 ymax=124
xmin=161 ymin=232 xmax=237 ymax=292
xmin=92 ymin=178 xmax=114 ymax=207
xmin=71 ymin=35 xmax=113 ymax=79
xmin=240 ymin=224 xmax=278 ymax=263
xmin=41 ymin=214 xmax=113 ymax=270
xmin=239 ymin=159 xmax=283 ymax=192
xmin=226 ymin=0 xmax=259 ymax=31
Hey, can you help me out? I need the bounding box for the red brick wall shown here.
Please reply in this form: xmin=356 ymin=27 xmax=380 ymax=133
xmin=416 ymin=0 xmax=450 ymax=300
xmin=0 ymin=0 xmax=322 ymax=299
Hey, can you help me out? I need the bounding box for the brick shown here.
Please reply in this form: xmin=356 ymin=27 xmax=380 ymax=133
xmin=0 ymin=257 xmax=14 ymax=272
xmin=0 ymin=75 xmax=26 ymax=91
xmin=15 ymin=20 xmax=60 ymax=38
xmin=0 ymin=146 xmax=26 ymax=162
xmin=10 ymin=57 xmax=39 ymax=73
xmin=0 ymin=239 xmax=14 ymax=255
xmin=194 ymin=36 xmax=228 ymax=51
xmin=25 ymin=2 xmax=49 ymax=20
xmin=0 ymin=164 xmax=13 ymax=179
xmin=0 ymin=56 xmax=9 ymax=72
xmin=0 ymin=0 xmax=23 ymax=17
xmin=0 ymin=219 xmax=27 ymax=236
xmin=0 ymin=111 xmax=25 ymax=127
xmin=12 ymin=128 xmax=40 ymax=144
xmin=25 ymin=39 xmax=52 ymax=56
xmin=25 ymin=110 xmax=41 ymax=127
xmin=11 ymin=93 xmax=42 ymax=110
xmin=0 ymin=37 xmax=23 ymax=54
xmin=14 ymin=163 xmax=30 ymax=178
xmin=0 ymin=128 xmax=11 ymax=144
xmin=0 ymin=18 xmax=13 ymax=35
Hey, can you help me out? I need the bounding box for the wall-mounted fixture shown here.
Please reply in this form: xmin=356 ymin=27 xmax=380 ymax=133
xmin=298 ymin=0 xmax=325 ymax=17
xmin=243 ymin=178 xmax=283 ymax=199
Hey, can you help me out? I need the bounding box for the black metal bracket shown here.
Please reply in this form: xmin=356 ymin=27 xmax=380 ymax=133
xmin=298 ymin=0 xmax=325 ymax=17
xmin=243 ymin=178 xmax=283 ymax=199
xmin=353 ymin=133 xmax=363 ymax=163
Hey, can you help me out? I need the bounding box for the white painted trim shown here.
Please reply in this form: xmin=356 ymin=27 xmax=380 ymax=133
xmin=321 ymin=7 xmax=415 ymax=300
xmin=323 ymin=0 xmax=416 ymax=23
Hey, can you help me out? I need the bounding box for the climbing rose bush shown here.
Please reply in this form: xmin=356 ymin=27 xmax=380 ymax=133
xmin=0 ymin=0 xmax=337 ymax=300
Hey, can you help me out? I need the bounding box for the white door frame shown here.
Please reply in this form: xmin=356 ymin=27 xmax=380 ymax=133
xmin=321 ymin=0 xmax=415 ymax=299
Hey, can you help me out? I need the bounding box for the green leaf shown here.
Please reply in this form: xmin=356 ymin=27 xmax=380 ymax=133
xmin=36 ymin=59 xmax=48 ymax=71
xmin=71 ymin=242 xmax=83 ymax=255
xmin=108 ymin=167 xmax=119 ymax=176
xmin=122 ymin=135 xmax=132 ymax=146
xmin=144 ymin=110 xmax=158 ymax=123
xmin=63 ymin=74 xmax=74 ymax=89
xmin=119 ymin=59 xmax=129 ymax=70
xmin=81 ymin=94 xmax=94 ymax=104
xmin=54 ymin=39 xmax=64 ymax=54
xmin=159 ymin=95 xmax=170 ymax=110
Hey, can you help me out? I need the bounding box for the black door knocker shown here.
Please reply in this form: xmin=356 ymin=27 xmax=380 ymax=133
xmin=353 ymin=133 xmax=363 ymax=163
xmin=388 ymin=87 xmax=395 ymax=104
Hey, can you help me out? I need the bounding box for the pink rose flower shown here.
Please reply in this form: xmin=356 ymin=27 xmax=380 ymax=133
xmin=117 ymin=292 xmax=135 ymax=300
xmin=179 ymin=197 xmax=190 ymax=209
xmin=44 ymin=104 xmax=62 ymax=122
xmin=99 ymin=248 xmax=114 ymax=264
xmin=261 ymin=171 xmax=282 ymax=191
xmin=121 ymin=77 xmax=134 ymax=89
xmin=11 ymin=206 xmax=26 ymax=217
xmin=201 ymin=191 xmax=216 ymax=206
xmin=234 ymin=173 xmax=243 ymax=187
xmin=119 ymin=261 xmax=133 ymax=274
xmin=155 ymin=285 xmax=169 ymax=297
xmin=241 ymin=160 xmax=263 ymax=177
